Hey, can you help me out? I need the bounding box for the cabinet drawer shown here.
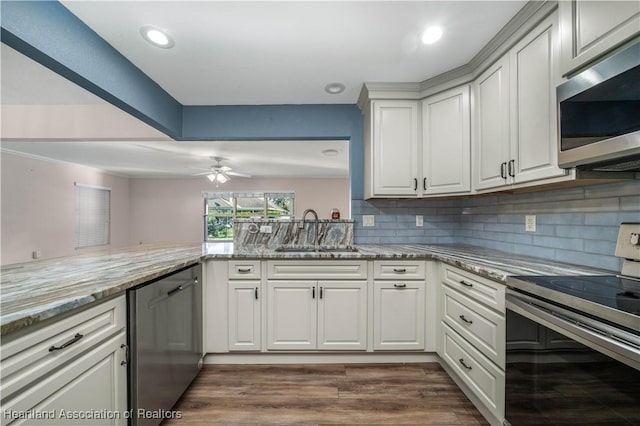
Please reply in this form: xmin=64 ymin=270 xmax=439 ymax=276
xmin=443 ymin=287 xmax=505 ymax=367
xmin=374 ymin=260 xmax=425 ymax=279
xmin=441 ymin=322 xmax=505 ymax=419
xmin=2 ymin=331 xmax=127 ymax=426
xmin=267 ymin=260 xmax=367 ymax=280
xmin=228 ymin=260 xmax=261 ymax=279
xmin=441 ymin=264 xmax=505 ymax=312
xmin=1 ymin=296 xmax=126 ymax=400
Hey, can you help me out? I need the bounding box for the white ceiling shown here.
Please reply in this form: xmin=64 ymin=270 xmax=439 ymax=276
xmin=2 ymin=1 xmax=526 ymax=179
xmin=1 ymin=140 xmax=349 ymax=179
xmin=60 ymin=1 xmax=527 ymax=105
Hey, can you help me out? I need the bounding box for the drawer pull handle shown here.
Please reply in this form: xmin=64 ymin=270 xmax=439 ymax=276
xmin=459 ymin=358 xmax=472 ymax=370
xmin=237 ymin=268 xmax=252 ymax=273
xmin=394 ymin=283 xmax=407 ymax=288
xmin=120 ymin=344 xmax=129 ymax=366
xmin=393 ymin=268 xmax=407 ymax=273
xmin=312 ymin=286 xmax=316 ymax=299
xmin=459 ymin=280 xmax=473 ymax=288
xmin=320 ymin=287 xmax=324 ymax=299
xmin=255 ymin=287 xmax=259 ymax=300
xmin=49 ymin=333 xmax=84 ymax=352
xmin=459 ymin=315 xmax=473 ymax=325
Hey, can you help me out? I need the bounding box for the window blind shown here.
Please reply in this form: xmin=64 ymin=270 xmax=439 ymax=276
xmin=76 ymin=184 xmax=111 ymax=248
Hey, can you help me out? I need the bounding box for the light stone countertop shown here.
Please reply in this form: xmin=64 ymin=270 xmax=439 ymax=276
xmin=1 ymin=242 xmax=613 ymax=337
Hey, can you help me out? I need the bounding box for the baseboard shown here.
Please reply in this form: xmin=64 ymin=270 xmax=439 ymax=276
xmin=204 ymin=352 xmax=439 ymax=364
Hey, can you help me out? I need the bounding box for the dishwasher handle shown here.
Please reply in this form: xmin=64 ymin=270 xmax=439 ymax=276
xmin=167 ymin=278 xmax=198 ymax=297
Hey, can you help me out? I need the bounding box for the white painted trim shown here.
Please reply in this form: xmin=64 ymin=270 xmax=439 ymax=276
xmin=204 ymin=352 xmax=438 ymax=365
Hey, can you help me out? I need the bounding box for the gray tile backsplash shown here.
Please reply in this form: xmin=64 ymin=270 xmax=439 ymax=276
xmin=353 ymin=180 xmax=640 ymax=271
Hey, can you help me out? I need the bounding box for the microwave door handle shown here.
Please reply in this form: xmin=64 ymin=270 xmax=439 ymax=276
xmin=506 ymin=293 xmax=640 ymax=369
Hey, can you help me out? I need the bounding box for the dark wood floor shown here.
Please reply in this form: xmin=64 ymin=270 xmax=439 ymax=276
xmin=164 ymin=363 xmax=489 ymax=425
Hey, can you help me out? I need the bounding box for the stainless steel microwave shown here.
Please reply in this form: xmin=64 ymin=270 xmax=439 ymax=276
xmin=557 ymin=41 xmax=640 ymax=171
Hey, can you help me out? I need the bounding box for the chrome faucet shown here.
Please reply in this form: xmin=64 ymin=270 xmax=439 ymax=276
xmin=299 ymin=209 xmax=319 ymax=247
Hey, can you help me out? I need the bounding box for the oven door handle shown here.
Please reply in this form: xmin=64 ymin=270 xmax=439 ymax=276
xmin=506 ymin=291 xmax=640 ymax=370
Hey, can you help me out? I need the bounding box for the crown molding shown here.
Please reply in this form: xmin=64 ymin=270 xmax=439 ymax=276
xmin=360 ymin=0 xmax=559 ymax=103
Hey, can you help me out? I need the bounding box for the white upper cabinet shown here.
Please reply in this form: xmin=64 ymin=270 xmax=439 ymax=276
xmin=509 ymin=12 xmax=567 ymax=184
xmin=474 ymin=11 xmax=566 ymax=191
xmin=473 ymin=56 xmax=511 ymax=191
xmin=560 ymin=0 xmax=640 ymax=76
xmin=366 ymin=100 xmax=420 ymax=197
xmin=421 ymin=85 xmax=471 ymax=195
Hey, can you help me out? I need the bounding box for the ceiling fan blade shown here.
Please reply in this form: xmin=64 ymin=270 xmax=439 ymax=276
xmin=220 ymin=165 xmax=232 ymax=172
xmin=227 ymin=171 xmax=252 ymax=178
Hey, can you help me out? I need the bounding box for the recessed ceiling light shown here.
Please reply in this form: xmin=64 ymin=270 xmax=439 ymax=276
xmin=322 ymin=149 xmax=339 ymax=157
xmin=325 ymin=82 xmax=346 ymax=94
xmin=140 ymin=26 xmax=174 ymax=49
xmin=421 ymin=26 xmax=443 ymax=44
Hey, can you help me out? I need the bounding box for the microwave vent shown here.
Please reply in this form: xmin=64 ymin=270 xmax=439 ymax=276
xmin=585 ymin=156 xmax=640 ymax=172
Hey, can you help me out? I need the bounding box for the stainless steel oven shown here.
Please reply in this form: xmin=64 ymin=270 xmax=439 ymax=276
xmin=504 ymin=223 xmax=640 ymax=426
xmin=557 ymin=40 xmax=640 ymax=171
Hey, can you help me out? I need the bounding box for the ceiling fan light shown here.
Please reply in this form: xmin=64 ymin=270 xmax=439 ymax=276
xmin=207 ymin=173 xmax=216 ymax=182
xmin=216 ymin=173 xmax=229 ymax=183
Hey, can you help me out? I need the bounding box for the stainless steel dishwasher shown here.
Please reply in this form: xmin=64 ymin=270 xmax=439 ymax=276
xmin=127 ymin=263 xmax=203 ymax=426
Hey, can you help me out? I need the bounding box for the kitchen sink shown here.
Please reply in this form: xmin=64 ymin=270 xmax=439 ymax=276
xmin=274 ymin=246 xmax=359 ymax=253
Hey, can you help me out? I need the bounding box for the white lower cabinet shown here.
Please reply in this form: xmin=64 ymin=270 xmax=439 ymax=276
xmin=438 ymin=264 xmax=505 ymax=424
xmin=3 ymin=332 xmax=128 ymax=426
xmin=267 ymin=280 xmax=367 ymax=351
xmin=441 ymin=323 xmax=504 ymax=419
xmin=228 ymin=281 xmax=261 ymax=351
xmin=1 ymin=297 xmax=128 ymax=426
xmin=373 ymin=281 xmax=425 ymax=350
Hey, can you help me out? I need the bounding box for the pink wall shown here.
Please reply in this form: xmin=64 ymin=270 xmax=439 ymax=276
xmin=1 ymin=152 xmax=131 ymax=265
xmin=128 ymin=177 xmax=350 ymax=245
xmin=1 ymin=153 xmax=350 ymax=263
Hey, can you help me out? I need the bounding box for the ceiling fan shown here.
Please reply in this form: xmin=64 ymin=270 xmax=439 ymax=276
xmin=192 ymin=157 xmax=251 ymax=185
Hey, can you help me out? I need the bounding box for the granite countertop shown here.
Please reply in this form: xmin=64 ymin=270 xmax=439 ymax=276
xmin=0 ymin=243 xmax=203 ymax=336
xmin=1 ymin=242 xmax=612 ymax=337
xmin=217 ymin=243 xmax=612 ymax=283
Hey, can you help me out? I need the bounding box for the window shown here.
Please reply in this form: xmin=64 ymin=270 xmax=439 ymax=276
xmin=204 ymin=191 xmax=294 ymax=241
xmin=76 ymin=184 xmax=111 ymax=248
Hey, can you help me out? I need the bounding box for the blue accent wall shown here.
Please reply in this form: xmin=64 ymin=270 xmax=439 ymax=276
xmin=182 ymin=105 xmax=364 ymax=199
xmin=1 ymin=0 xmax=183 ymax=138
xmin=1 ymin=1 xmax=365 ymax=198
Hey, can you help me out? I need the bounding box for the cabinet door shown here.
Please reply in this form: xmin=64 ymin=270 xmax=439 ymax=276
xmin=510 ymin=12 xmax=567 ymax=184
xmin=373 ymin=281 xmax=425 ymax=350
xmin=317 ymin=281 xmax=367 ymax=350
xmin=560 ymin=0 xmax=640 ymax=75
xmin=473 ymin=56 xmax=510 ymax=190
xmin=267 ymin=281 xmax=317 ymax=350
xmin=228 ymin=281 xmax=261 ymax=351
xmin=421 ymin=85 xmax=471 ymax=195
xmin=371 ymin=100 xmax=420 ymax=196
xmin=3 ymin=332 xmax=127 ymax=425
